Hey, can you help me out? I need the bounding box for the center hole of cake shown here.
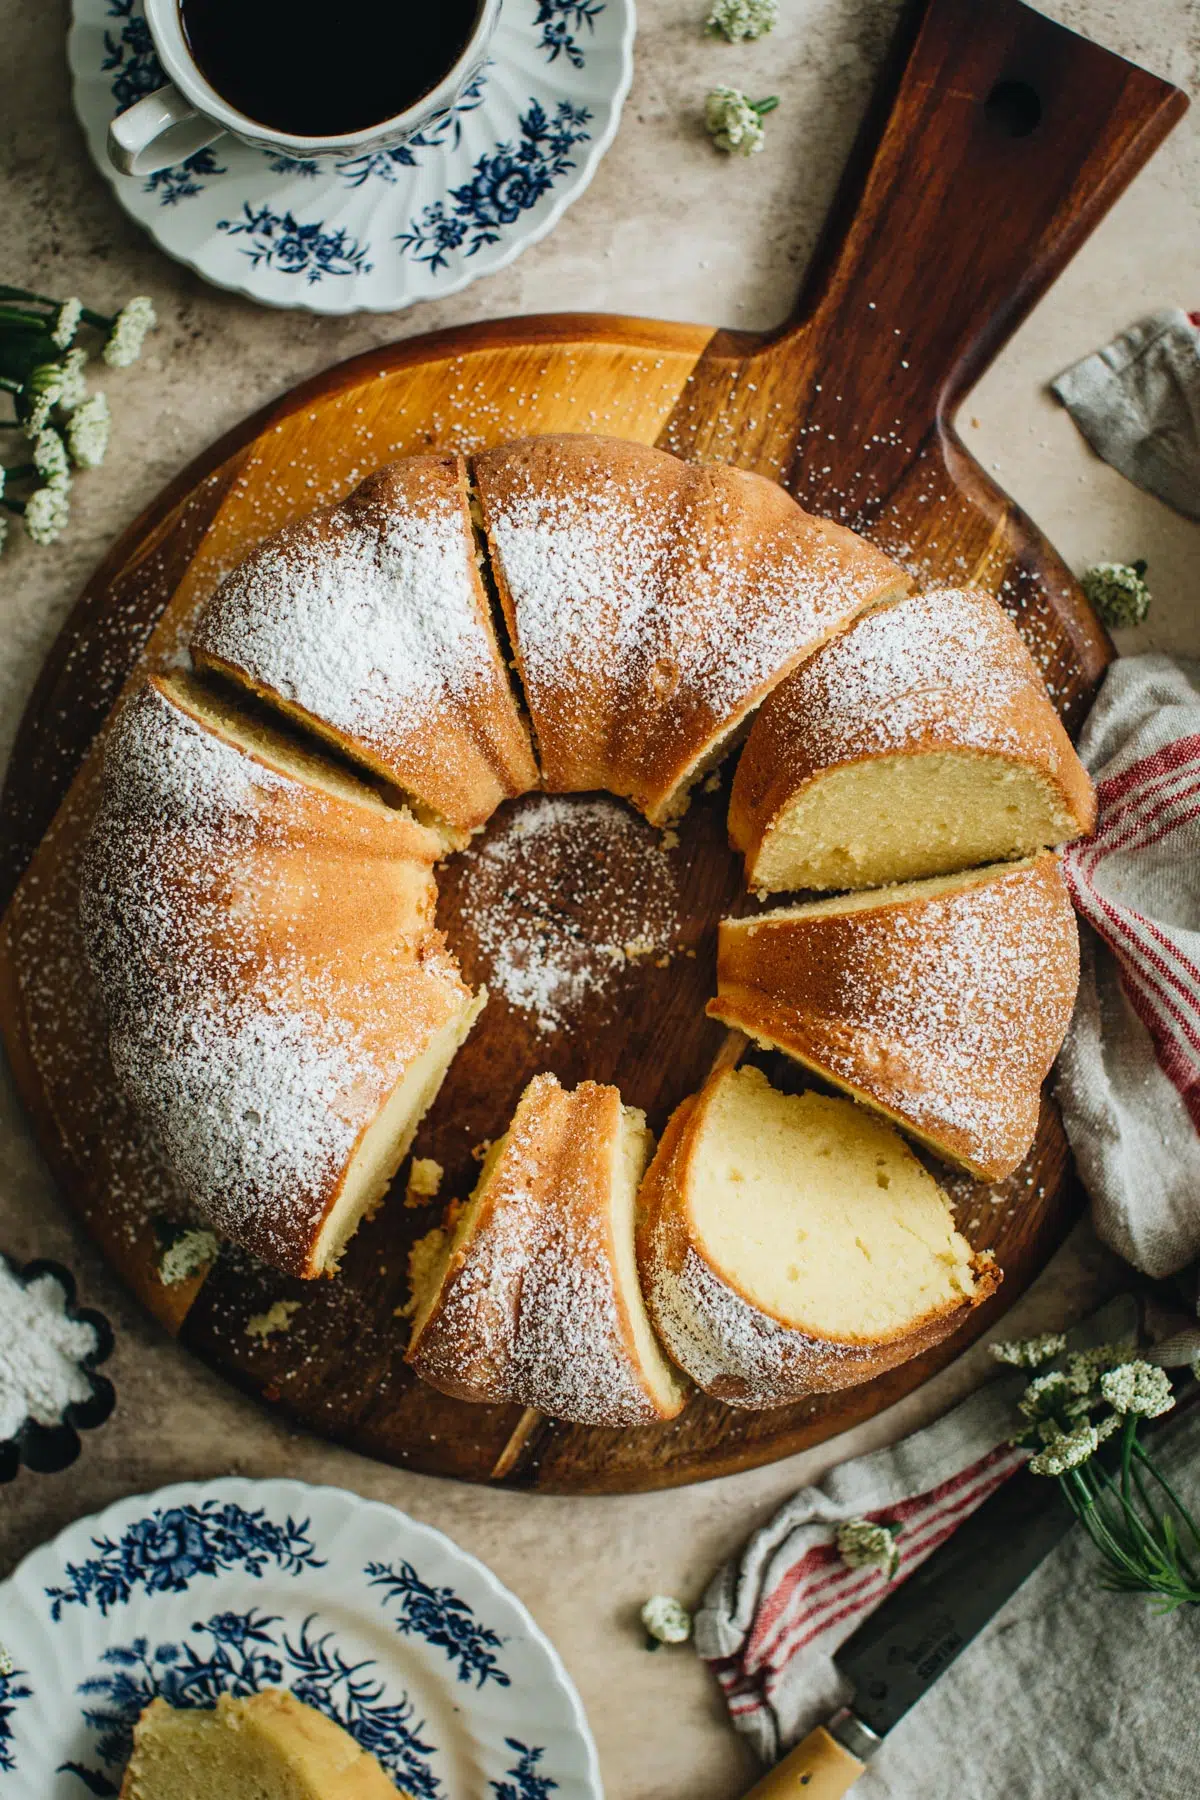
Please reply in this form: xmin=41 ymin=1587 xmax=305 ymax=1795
xmin=451 ymin=793 xmax=683 ymax=1038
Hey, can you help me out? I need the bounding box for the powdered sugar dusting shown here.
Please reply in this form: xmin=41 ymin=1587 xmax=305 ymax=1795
xmin=454 ymin=795 xmax=681 ymax=1034
xmin=412 ymin=1076 xmax=662 ymax=1425
xmin=768 ymin=587 xmax=1042 ymax=762
xmin=480 ymin=444 xmax=901 ymax=772
xmin=195 ymin=471 xmax=497 ymax=748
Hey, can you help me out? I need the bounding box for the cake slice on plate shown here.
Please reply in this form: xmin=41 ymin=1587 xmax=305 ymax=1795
xmin=191 ymin=453 xmax=539 ymax=846
xmin=406 ymin=1071 xmax=689 ymax=1425
xmin=81 ymin=673 xmax=484 ymax=1279
xmin=636 ymin=1065 xmax=997 ymax=1407
xmin=707 ymin=854 xmax=1079 ymax=1181
xmin=119 ymin=1691 xmax=406 ymax=1798
xmin=728 ymin=587 xmax=1095 ymax=894
xmin=472 ymin=434 xmax=909 ymax=825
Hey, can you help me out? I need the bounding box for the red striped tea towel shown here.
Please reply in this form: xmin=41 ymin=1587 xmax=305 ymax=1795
xmin=1055 ymin=653 xmax=1200 ymax=1277
xmin=694 ymin=1301 xmax=1137 ymax=1768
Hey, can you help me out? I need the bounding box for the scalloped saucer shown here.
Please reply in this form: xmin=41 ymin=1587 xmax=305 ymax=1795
xmin=0 ymin=1476 xmax=601 ymax=1797
xmin=67 ymin=0 xmax=634 ymax=314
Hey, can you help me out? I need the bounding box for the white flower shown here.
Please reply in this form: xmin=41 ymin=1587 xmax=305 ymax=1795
xmin=836 ymin=1519 xmax=900 ymax=1579
xmin=67 ymin=392 xmax=111 ymax=469
xmin=158 ymin=1227 xmax=220 ymax=1286
xmin=1099 ymin=1360 xmax=1175 ymax=1419
xmin=706 ymin=0 xmax=777 ymax=40
xmin=704 ymin=87 xmax=776 ymax=155
xmin=1029 ymin=1422 xmax=1099 ymax=1476
xmin=52 ymin=298 xmax=83 ymax=350
xmin=25 ymin=363 xmax=64 ymax=433
xmin=641 ymin=1594 xmax=692 ymax=1645
xmin=990 ymin=1333 xmax=1067 ymax=1369
xmin=24 ymin=483 xmax=70 ymax=545
xmin=57 ymin=347 xmax=90 ymax=412
xmin=32 ymin=428 xmax=71 ymax=486
xmin=1082 ymin=561 xmax=1150 ymax=630
xmin=104 ymin=296 xmax=156 ymax=367
xmin=1018 ymin=1369 xmax=1074 ymax=1419
xmin=0 ymin=1640 xmax=12 ymax=1677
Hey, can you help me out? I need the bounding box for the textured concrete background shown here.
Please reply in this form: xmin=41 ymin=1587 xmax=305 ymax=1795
xmin=0 ymin=2 xmax=1197 ymax=1796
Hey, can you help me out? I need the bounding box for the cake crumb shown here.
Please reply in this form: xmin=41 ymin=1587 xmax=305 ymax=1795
xmin=405 ymin=1157 xmax=444 ymax=1206
xmin=245 ymin=1299 xmax=300 ymax=1341
xmin=471 ymin=1139 xmax=493 ymax=1163
xmin=158 ymin=1227 xmax=220 ymax=1286
xmin=660 ymin=828 xmax=680 ymax=850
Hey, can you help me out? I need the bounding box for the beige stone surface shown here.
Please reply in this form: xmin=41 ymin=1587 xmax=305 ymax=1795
xmin=0 ymin=3 xmax=1196 ymax=1797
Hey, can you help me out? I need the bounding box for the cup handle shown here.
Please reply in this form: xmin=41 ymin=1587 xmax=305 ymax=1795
xmin=107 ymin=83 xmax=226 ymax=178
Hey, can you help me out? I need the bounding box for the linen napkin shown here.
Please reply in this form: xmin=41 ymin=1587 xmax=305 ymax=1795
xmin=694 ymin=1302 xmax=1200 ymax=1800
xmin=1055 ymin=653 xmax=1200 ymax=1277
xmin=1052 ymin=308 xmax=1200 ymax=520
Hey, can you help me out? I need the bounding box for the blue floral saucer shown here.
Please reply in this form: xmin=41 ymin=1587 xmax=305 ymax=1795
xmin=0 ymin=1477 xmax=601 ymax=1797
xmin=66 ymin=0 xmax=634 ymax=313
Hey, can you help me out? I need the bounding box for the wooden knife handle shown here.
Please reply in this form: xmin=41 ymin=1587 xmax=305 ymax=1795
xmin=741 ymin=1728 xmax=865 ymax=1800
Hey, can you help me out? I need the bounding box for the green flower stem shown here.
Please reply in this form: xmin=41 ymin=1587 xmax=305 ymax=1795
xmin=0 ymin=287 xmax=109 ymax=330
xmin=1131 ymin=1447 xmax=1200 ymax=1583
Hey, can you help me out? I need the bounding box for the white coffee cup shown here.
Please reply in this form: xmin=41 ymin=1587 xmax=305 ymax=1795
xmin=107 ymin=0 xmax=501 ymax=178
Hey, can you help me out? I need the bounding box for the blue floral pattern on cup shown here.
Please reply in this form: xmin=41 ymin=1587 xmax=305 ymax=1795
xmin=534 ymin=0 xmax=606 ymax=67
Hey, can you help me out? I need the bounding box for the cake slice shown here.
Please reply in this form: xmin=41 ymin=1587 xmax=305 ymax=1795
xmin=636 ymin=1065 xmax=998 ymax=1407
xmin=191 ymin=453 xmax=539 ymax=846
xmin=406 ymin=1071 xmax=689 ymax=1425
xmin=81 ymin=674 xmax=485 ymax=1279
xmin=472 ymin=434 xmax=909 ymax=825
xmin=119 ymin=1691 xmax=407 ymax=1798
xmin=708 ymin=855 xmax=1079 ymax=1181
xmin=728 ymin=587 xmax=1096 ymax=894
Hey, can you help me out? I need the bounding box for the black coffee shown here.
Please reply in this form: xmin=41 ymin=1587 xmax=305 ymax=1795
xmin=180 ymin=0 xmax=483 ymax=138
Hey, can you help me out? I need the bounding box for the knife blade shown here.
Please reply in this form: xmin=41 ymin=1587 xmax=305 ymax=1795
xmin=739 ymin=1461 xmax=1075 ymax=1799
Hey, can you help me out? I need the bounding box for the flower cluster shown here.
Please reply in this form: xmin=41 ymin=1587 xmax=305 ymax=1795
xmin=993 ymin=1333 xmax=1199 ymax=1610
xmin=640 ymin=1594 xmax=692 ymax=1647
xmin=836 ymin=1519 xmax=901 ymax=1580
xmin=1082 ymin=560 xmax=1151 ymax=629
xmin=0 ymin=285 xmax=156 ymax=550
xmin=704 ymin=87 xmax=779 ymax=155
xmin=706 ymin=0 xmax=778 ymax=41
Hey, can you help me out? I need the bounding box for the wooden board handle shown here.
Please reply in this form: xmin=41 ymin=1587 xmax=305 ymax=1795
xmin=741 ymin=1728 xmax=865 ymax=1800
xmin=771 ymin=0 xmax=1187 ymax=516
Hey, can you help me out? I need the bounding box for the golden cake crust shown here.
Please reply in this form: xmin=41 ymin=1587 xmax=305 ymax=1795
xmin=80 ymin=674 xmax=480 ymax=1278
xmin=473 ymin=434 xmax=910 ymax=824
xmin=635 ymin=1074 xmax=999 ymax=1408
xmin=406 ymin=1071 xmax=688 ymax=1424
xmin=192 ymin=453 xmax=538 ymax=841
xmin=728 ymin=587 xmax=1096 ymax=885
xmin=708 ymin=855 xmax=1080 ymax=1181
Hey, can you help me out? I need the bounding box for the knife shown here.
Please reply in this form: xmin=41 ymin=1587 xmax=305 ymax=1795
xmin=739 ymin=1462 xmax=1075 ymax=1798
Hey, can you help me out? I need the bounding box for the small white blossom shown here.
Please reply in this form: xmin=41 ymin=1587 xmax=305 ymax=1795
xmin=1082 ymin=561 xmax=1150 ymax=630
xmin=990 ymin=1333 xmax=1066 ymax=1369
xmin=1029 ymin=1422 xmax=1099 ymax=1476
xmin=67 ymin=392 xmax=111 ymax=469
xmin=25 ymin=364 xmax=64 ymax=433
xmin=1094 ymin=1413 xmax=1121 ymax=1443
xmin=706 ymin=0 xmax=777 ymax=40
xmin=24 ymin=483 xmax=70 ymax=545
xmin=104 ymin=296 xmax=156 ymax=367
xmin=57 ymin=347 xmax=90 ymax=412
xmin=32 ymin=428 xmax=71 ymax=486
xmin=641 ymin=1594 xmax=692 ymax=1645
xmin=52 ymin=298 xmax=83 ymax=350
xmin=1099 ymin=1361 xmax=1175 ymax=1419
xmin=836 ymin=1519 xmax=900 ymax=1579
xmin=1018 ymin=1369 xmax=1074 ymax=1420
xmin=0 ymin=1640 xmax=13 ymax=1677
xmin=704 ymin=87 xmax=776 ymax=155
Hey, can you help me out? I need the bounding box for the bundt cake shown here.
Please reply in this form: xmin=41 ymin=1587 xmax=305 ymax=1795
xmin=728 ymin=587 xmax=1096 ymax=894
xmin=472 ymin=434 xmax=910 ymax=824
xmin=191 ymin=453 xmax=539 ymax=845
xmin=80 ymin=672 xmax=484 ymax=1278
xmin=636 ymin=1066 xmax=997 ymax=1407
xmin=119 ymin=1691 xmax=407 ymax=1798
xmin=406 ymin=1071 xmax=689 ymax=1424
xmin=707 ymin=854 xmax=1080 ymax=1181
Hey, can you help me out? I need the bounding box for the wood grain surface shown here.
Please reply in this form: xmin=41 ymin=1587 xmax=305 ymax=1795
xmin=0 ymin=0 xmax=1186 ymax=1492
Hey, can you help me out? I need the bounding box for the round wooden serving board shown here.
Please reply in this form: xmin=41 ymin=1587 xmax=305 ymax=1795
xmin=0 ymin=0 xmax=1186 ymax=1492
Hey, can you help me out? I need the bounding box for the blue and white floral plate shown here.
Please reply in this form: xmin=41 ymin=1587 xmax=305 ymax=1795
xmin=67 ymin=0 xmax=634 ymax=313
xmin=0 ymin=1477 xmax=601 ymax=1798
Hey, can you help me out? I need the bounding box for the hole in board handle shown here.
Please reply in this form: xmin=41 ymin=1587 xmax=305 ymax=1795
xmin=984 ymin=78 xmax=1042 ymax=138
